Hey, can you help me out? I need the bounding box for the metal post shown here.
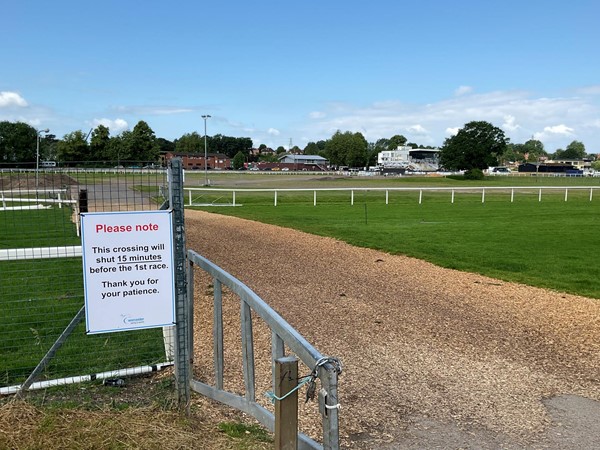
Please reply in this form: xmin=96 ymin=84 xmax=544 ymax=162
xmin=169 ymin=158 xmax=191 ymax=410
xmin=272 ymin=332 xmax=285 ymax=394
xmin=213 ymin=278 xmax=224 ymax=390
xmin=241 ymin=299 xmax=256 ymax=401
xmin=319 ymin=364 xmax=340 ymax=450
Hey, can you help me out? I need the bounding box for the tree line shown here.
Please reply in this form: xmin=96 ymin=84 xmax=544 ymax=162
xmin=0 ymin=121 xmax=253 ymax=166
xmin=438 ymin=121 xmax=595 ymax=178
xmin=0 ymin=119 xmax=594 ymax=171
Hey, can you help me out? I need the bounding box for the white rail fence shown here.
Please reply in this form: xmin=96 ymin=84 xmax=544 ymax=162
xmin=1 ymin=189 xmax=75 ymax=211
xmin=185 ymin=186 xmax=600 ymax=207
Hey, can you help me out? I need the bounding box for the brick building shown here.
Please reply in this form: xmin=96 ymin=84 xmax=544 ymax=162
xmin=164 ymin=152 xmax=232 ymax=170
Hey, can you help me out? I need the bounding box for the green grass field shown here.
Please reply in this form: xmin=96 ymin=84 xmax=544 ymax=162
xmin=1 ymin=207 xmax=165 ymax=386
xmin=189 ymin=176 xmax=600 ymax=299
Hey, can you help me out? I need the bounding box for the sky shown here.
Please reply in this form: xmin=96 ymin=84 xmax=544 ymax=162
xmin=1 ymin=0 xmax=599 ymax=152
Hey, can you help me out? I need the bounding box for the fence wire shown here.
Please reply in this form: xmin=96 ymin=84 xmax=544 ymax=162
xmin=1 ymin=166 xmax=170 ymax=393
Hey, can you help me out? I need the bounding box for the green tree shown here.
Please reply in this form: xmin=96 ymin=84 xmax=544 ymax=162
xmin=275 ymin=146 xmax=286 ymax=154
xmin=107 ymin=131 xmax=133 ymax=164
xmin=157 ymin=137 xmax=175 ymax=155
xmin=0 ymin=121 xmax=38 ymax=162
xmin=208 ymin=135 xmax=252 ymax=158
xmin=56 ymin=131 xmax=90 ymax=164
xmin=562 ymin=140 xmax=586 ymax=160
xmin=522 ymin=139 xmax=546 ymax=161
xmin=259 ymin=153 xmax=278 ymax=162
xmin=127 ymin=121 xmax=159 ymax=162
xmin=439 ymin=121 xmax=508 ymax=172
xmin=324 ymin=131 xmax=368 ymax=167
xmin=175 ymin=132 xmax=203 ymax=153
xmin=504 ymin=139 xmax=546 ymax=163
xmin=232 ymin=151 xmax=245 ymax=170
xmin=501 ymin=143 xmax=524 ymax=164
xmin=388 ymin=134 xmax=407 ymax=150
xmin=90 ymin=125 xmax=111 ymax=161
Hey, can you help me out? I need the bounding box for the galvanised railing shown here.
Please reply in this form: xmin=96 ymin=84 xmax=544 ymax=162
xmin=187 ymin=250 xmax=341 ymax=450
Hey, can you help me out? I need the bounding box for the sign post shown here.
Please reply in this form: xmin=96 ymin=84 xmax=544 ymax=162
xmin=81 ymin=210 xmax=175 ymax=334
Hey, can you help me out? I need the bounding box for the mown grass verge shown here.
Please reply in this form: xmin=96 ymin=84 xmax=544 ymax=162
xmin=191 ymin=188 xmax=600 ymax=299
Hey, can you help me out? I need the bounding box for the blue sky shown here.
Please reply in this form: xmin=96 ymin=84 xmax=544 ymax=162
xmin=2 ymin=0 xmax=599 ymax=152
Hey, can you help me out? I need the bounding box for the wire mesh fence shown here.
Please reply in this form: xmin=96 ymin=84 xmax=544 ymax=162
xmin=1 ymin=165 xmax=172 ymax=394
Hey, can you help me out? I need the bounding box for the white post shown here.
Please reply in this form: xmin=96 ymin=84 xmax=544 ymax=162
xmin=451 ymin=189 xmax=455 ymax=204
xmin=188 ymin=190 xmax=192 ymax=206
xmin=539 ymin=188 xmax=542 ymax=202
xmin=564 ymin=188 xmax=568 ymax=202
xmin=274 ymin=190 xmax=278 ymax=206
xmin=511 ymin=189 xmax=514 ymax=203
xmin=482 ymin=188 xmax=485 ymax=203
xmin=385 ymin=190 xmax=389 ymax=205
xmin=590 ymin=188 xmax=593 ymax=202
xmin=419 ymin=189 xmax=422 ymax=204
xmin=314 ymin=190 xmax=317 ymax=206
xmin=233 ymin=191 xmax=236 ymax=207
xmin=351 ymin=190 xmax=354 ymax=206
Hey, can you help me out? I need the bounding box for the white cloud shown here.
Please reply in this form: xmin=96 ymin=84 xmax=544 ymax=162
xmin=0 ymin=91 xmax=28 ymax=108
xmin=577 ymin=85 xmax=600 ymax=95
xmin=91 ymin=118 xmax=129 ymax=134
xmin=309 ymin=111 xmax=326 ymax=119
xmin=533 ymin=124 xmax=575 ymax=142
xmin=454 ymin=86 xmax=473 ymax=96
xmin=543 ymin=124 xmax=574 ymax=136
xmin=112 ymin=105 xmax=194 ymax=115
xmin=502 ymin=115 xmax=520 ymax=132
xmin=268 ymin=127 xmax=280 ymax=136
xmin=300 ymin=88 xmax=600 ymax=150
xmin=407 ymin=124 xmax=428 ymax=135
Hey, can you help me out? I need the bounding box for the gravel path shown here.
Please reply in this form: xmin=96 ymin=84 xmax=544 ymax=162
xmin=186 ymin=210 xmax=600 ymax=449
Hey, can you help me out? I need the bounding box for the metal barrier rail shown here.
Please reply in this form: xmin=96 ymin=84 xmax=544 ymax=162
xmin=187 ymin=249 xmax=340 ymax=450
xmin=185 ymin=185 xmax=600 ymax=206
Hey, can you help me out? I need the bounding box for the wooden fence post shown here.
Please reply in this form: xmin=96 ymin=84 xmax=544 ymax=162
xmin=275 ymin=356 xmax=299 ymax=450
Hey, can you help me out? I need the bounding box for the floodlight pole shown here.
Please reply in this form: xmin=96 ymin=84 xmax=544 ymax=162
xmin=201 ymin=115 xmax=211 ymax=185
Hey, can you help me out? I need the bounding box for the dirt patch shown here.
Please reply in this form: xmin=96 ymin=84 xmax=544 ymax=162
xmin=0 ymin=173 xmax=78 ymax=191
xmin=185 ymin=209 xmax=600 ymax=449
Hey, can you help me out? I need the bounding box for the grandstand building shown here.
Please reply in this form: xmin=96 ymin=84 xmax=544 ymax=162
xmin=377 ymin=146 xmax=440 ymax=172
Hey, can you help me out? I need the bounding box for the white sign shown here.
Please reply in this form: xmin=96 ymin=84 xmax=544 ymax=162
xmin=81 ymin=210 xmax=175 ymax=334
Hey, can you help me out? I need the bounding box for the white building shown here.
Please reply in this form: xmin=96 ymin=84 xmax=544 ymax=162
xmin=377 ymin=146 xmax=440 ymax=171
xmin=278 ymin=154 xmax=329 ymax=165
